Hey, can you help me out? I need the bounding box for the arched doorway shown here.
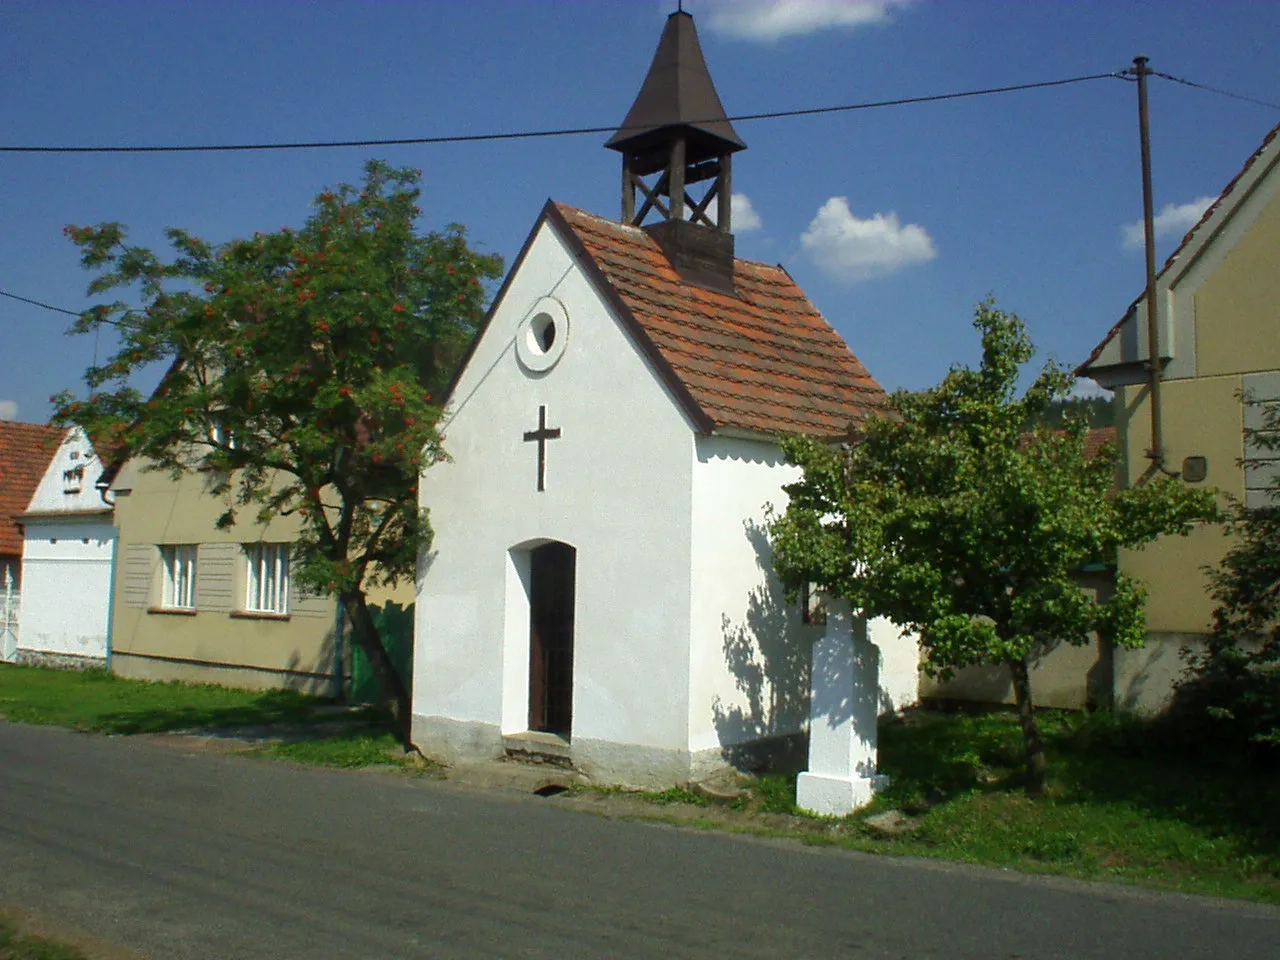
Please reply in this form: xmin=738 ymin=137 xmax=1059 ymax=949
xmin=528 ymin=542 xmax=576 ymax=737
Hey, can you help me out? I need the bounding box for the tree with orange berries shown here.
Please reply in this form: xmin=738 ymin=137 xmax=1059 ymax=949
xmin=54 ymin=161 xmax=503 ymax=746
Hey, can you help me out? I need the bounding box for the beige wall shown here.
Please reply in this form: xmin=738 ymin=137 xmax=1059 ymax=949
xmin=1195 ymin=194 xmax=1280 ymax=378
xmin=919 ymin=573 xmax=1115 ymax=710
xmin=109 ymin=461 xmax=391 ymax=693
xmin=1106 ymin=175 xmax=1278 ymax=693
xmin=1115 ymin=376 xmax=1242 ymax=634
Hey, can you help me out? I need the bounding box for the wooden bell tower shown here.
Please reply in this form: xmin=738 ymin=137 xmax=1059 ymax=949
xmin=605 ymin=10 xmax=746 ymax=292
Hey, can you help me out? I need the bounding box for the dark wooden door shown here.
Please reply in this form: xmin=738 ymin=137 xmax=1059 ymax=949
xmin=528 ymin=542 xmax=576 ymax=737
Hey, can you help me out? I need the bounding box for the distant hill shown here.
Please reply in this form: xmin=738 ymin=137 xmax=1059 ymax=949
xmin=1035 ymin=395 xmax=1113 ymax=428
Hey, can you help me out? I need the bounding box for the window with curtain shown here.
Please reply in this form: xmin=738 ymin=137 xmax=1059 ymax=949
xmin=161 ymin=545 xmax=198 ymax=609
xmin=246 ymin=543 xmax=289 ymax=615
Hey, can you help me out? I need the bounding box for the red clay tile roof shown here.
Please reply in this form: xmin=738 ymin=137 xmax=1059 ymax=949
xmin=548 ymin=203 xmax=886 ymax=437
xmin=1079 ymin=121 xmax=1280 ymax=375
xmin=1085 ymin=426 xmax=1117 ymax=460
xmin=0 ymin=421 xmax=66 ymax=555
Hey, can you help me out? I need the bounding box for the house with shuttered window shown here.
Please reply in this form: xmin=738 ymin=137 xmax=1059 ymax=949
xmin=104 ymin=456 xmax=345 ymax=692
xmin=1079 ymin=120 xmax=1280 ymax=713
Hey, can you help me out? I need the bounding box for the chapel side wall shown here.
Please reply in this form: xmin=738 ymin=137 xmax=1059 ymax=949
xmin=109 ymin=461 xmax=337 ymax=693
xmin=17 ymin=518 xmax=114 ymax=662
xmin=687 ymin=435 xmax=814 ymax=765
xmin=687 ymin=435 xmax=919 ymax=769
xmin=414 ymin=220 xmax=695 ymax=766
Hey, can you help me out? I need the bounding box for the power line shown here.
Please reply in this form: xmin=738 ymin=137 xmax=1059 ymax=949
xmin=0 ymin=289 xmax=80 ymax=316
xmin=1150 ymin=71 xmax=1280 ymax=112
xmin=0 ymin=288 xmax=134 ymax=330
xmin=0 ymin=72 xmax=1125 ymax=155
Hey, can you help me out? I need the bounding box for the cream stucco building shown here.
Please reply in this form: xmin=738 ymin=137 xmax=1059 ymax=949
xmin=105 ymin=447 xmax=416 ymax=693
xmin=105 ymin=457 xmax=344 ymax=692
xmin=1081 ymin=121 xmax=1280 ymax=712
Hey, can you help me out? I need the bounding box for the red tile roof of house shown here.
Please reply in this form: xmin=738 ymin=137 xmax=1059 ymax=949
xmin=1079 ymin=121 xmax=1280 ymax=374
xmin=1085 ymin=426 xmax=1117 ymax=460
xmin=0 ymin=421 xmax=66 ymax=555
xmin=547 ymin=203 xmax=887 ymax=438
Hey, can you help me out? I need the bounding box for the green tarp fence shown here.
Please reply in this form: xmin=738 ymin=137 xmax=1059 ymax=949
xmin=350 ymin=601 xmax=414 ymax=704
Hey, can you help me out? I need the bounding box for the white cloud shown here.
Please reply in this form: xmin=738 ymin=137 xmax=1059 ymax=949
xmin=1069 ymin=378 xmax=1108 ymax=400
xmin=731 ymin=193 xmax=763 ymax=232
xmin=0 ymin=400 xmax=17 ymax=421
xmin=1121 ymin=195 xmax=1215 ymax=250
xmin=698 ymin=0 xmax=913 ymax=42
xmin=800 ymin=196 xmax=936 ymax=282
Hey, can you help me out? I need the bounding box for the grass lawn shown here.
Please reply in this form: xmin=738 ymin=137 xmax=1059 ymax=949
xmin=0 ymin=663 xmax=406 ymax=769
xmin=0 ymin=663 xmax=330 ymax=734
xmin=248 ymin=732 xmax=405 ymax=768
xmin=743 ymin=708 xmax=1280 ymax=904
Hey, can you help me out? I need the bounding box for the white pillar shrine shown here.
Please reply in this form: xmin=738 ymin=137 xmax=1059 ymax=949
xmin=796 ymin=595 xmax=888 ymax=816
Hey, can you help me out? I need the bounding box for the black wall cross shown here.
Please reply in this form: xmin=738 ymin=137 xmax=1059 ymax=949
xmin=523 ymin=405 xmax=562 ymax=492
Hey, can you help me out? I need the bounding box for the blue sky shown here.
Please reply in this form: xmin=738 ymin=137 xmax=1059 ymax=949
xmin=2 ymin=0 xmax=1277 ymax=424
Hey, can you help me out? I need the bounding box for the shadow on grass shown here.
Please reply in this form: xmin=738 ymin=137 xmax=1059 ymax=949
xmin=874 ymin=705 xmax=1280 ymax=865
xmin=88 ymin=686 xmax=384 ymax=742
xmin=1046 ymin=711 xmax=1280 ymax=862
xmin=92 ymin=689 xmax=327 ymax=735
xmin=875 ymin=705 xmax=1026 ymax=805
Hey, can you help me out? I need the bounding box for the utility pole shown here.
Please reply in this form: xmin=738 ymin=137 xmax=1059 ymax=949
xmin=1133 ymin=56 xmax=1168 ymax=474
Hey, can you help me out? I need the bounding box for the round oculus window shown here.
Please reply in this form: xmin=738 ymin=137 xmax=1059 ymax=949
xmin=516 ymin=297 xmax=569 ymax=372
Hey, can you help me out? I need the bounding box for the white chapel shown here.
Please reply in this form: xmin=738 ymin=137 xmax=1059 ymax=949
xmin=412 ymin=10 xmax=918 ymax=788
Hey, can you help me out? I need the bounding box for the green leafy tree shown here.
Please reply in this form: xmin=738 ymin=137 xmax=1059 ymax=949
xmin=768 ymin=299 xmax=1217 ymax=791
xmin=53 ymin=161 xmax=503 ymax=746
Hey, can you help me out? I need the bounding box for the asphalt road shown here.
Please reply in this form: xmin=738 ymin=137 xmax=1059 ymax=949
xmin=0 ymin=722 xmax=1276 ymax=960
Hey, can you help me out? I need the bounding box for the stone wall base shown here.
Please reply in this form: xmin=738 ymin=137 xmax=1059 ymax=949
xmin=410 ymin=714 xmax=805 ymax=789
xmin=13 ymin=649 xmax=106 ymax=671
xmin=111 ymin=651 xmax=335 ymax=696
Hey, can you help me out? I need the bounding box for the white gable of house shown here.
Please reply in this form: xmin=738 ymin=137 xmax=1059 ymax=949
xmin=24 ymin=427 xmax=110 ymax=517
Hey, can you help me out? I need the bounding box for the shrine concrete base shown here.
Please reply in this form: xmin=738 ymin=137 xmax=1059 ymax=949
xmin=796 ymin=771 xmax=889 ymax=817
xmin=411 ymin=715 xmax=804 ymax=789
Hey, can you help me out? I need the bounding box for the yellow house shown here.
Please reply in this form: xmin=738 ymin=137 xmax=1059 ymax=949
xmin=1081 ymin=121 xmax=1280 ymax=713
xmin=106 ymin=457 xmax=412 ymax=695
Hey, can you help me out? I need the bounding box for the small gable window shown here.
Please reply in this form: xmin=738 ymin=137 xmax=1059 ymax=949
xmin=515 ymin=297 xmax=569 ymax=373
xmin=62 ymin=464 xmax=85 ymax=493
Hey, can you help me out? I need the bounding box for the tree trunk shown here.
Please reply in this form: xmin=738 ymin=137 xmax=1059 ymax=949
xmin=342 ymin=590 xmax=414 ymax=751
xmin=1007 ymin=656 xmax=1047 ymax=795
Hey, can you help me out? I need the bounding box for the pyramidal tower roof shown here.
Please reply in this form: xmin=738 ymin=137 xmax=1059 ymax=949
xmin=604 ymin=10 xmax=746 ymax=165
